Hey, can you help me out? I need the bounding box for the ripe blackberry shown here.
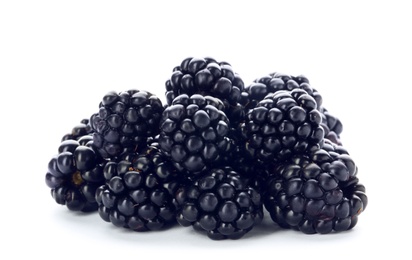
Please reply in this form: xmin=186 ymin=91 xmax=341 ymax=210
xmin=158 ymin=94 xmax=233 ymax=178
xmin=165 ymin=57 xmax=246 ymax=123
xmin=61 ymin=118 xmax=93 ymax=142
xmin=95 ymin=145 xmax=181 ymax=231
xmin=240 ymin=88 xmax=324 ymax=164
xmin=321 ymin=108 xmax=343 ymax=144
xmin=175 ymin=167 xmax=263 ymax=240
xmin=246 ymin=72 xmax=343 ymax=141
xmin=45 ymin=139 xmax=106 ymax=212
xmin=264 ymin=140 xmax=368 ymax=234
xmin=90 ymin=89 xmax=164 ymax=159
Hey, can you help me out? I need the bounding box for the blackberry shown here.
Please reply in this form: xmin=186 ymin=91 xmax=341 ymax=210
xmin=264 ymin=140 xmax=367 ymax=234
xmin=61 ymin=118 xmax=93 ymax=142
xmin=158 ymin=94 xmax=233 ymax=178
xmin=175 ymin=167 xmax=263 ymax=240
xmin=246 ymin=73 xmax=343 ymax=141
xmin=90 ymin=89 xmax=164 ymax=159
xmin=95 ymin=145 xmax=181 ymax=231
xmin=321 ymin=108 xmax=343 ymax=144
xmin=165 ymin=57 xmax=246 ymax=123
xmin=45 ymin=139 xmax=106 ymax=212
xmin=240 ymin=88 xmax=324 ymax=164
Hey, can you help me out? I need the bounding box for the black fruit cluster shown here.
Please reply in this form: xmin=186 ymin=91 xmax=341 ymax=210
xmin=45 ymin=57 xmax=367 ymax=240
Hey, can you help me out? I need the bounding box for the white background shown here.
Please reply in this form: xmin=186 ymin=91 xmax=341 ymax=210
xmin=1 ymin=1 xmax=410 ymax=259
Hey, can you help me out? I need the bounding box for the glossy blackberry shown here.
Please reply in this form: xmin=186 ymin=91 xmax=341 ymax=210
xmin=165 ymin=57 xmax=246 ymax=123
xmin=321 ymin=108 xmax=343 ymax=144
xmin=61 ymin=118 xmax=93 ymax=142
xmin=264 ymin=140 xmax=367 ymax=234
xmin=90 ymin=89 xmax=164 ymax=159
xmin=158 ymin=94 xmax=233 ymax=178
xmin=246 ymin=73 xmax=343 ymax=140
xmin=240 ymin=88 xmax=324 ymax=164
xmin=175 ymin=167 xmax=263 ymax=240
xmin=45 ymin=139 xmax=106 ymax=212
xmin=95 ymin=145 xmax=181 ymax=231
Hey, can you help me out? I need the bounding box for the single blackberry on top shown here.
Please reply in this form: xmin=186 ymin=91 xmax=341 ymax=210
xmin=61 ymin=118 xmax=93 ymax=142
xmin=246 ymin=72 xmax=343 ymax=141
xmin=240 ymin=88 xmax=324 ymax=164
xmin=90 ymin=89 xmax=164 ymax=159
xmin=95 ymin=145 xmax=181 ymax=231
xmin=45 ymin=138 xmax=106 ymax=212
xmin=264 ymin=140 xmax=367 ymax=234
xmin=165 ymin=57 xmax=246 ymax=123
xmin=158 ymin=94 xmax=233 ymax=178
xmin=175 ymin=167 xmax=263 ymax=240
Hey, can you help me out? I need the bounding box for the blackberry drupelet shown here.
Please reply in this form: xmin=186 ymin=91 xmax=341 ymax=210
xmin=240 ymin=88 xmax=324 ymax=164
xmin=175 ymin=167 xmax=263 ymax=240
xmin=246 ymin=72 xmax=343 ymax=142
xmin=95 ymin=145 xmax=181 ymax=231
xmin=264 ymin=140 xmax=367 ymax=234
xmin=165 ymin=57 xmax=246 ymax=123
xmin=90 ymin=89 xmax=164 ymax=159
xmin=61 ymin=118 xmax=93 ymax=142
xmin=158 ymin=94 xmax=233 ymax=178
xmin=45 ymin=139 xmax=106 ymax=212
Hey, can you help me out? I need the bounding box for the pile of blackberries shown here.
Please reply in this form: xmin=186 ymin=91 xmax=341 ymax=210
xmin=45 ymin=57 xmax=367 ymax=240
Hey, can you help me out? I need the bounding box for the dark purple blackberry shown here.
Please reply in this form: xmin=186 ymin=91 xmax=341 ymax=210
xmin=90 ymin=89 xmax=164 ymax=159
xmin=95 ymin=145 xmax=181 ymax=231
xmin=45 ymin=139 xmax=106 ymax=212
xmin=175 ymin=167 xmax=263 ymax=240
xmin=264 ymin=140 xmax=367 ymax=234
xmin=246 ymin=73 xmax=343 ymax=142
xmin=320 ymin=107 xmax=343 ymax=144
xmin=158 ymin=94 xmax=233 ymax=178
xmin=165 ymin=57 xmax=246 ymax=123
xmin=240 ymin=88 xmax=324 ymax=164
xmin=61 ymin=118 xmax=93 ymax=142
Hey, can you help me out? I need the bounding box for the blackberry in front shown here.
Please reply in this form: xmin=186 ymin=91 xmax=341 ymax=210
xmin=159 ymin=94 xmax=233 ymax=177
xmin=264 ymin=140 xmax=368 ymax=234
xmin=165 ymin=57 xmax=246 ymax=123
xmin=175 ymin=167 xmax=263 ymax=240
xmin=95 ymin=145 xmax=181 ymax=231
xmin=45 ymin=139 xmax=106 ymax=212
xmin=240 ymin=89 xmax=324 ymax=164
xmin=90 ymin=89 xmax=164 ymax=159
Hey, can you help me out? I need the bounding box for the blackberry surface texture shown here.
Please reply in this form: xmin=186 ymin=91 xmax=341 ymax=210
xmin=61 ymin=118 xmax=93 ymax=142
xmin=246 ymin=72 xmax=343 ymax=141
xmin=240 ymin=88 xmax=324 ymax=164
xmin=45 ymin=139 xmax=106 ymax=212
xmin=165 ymin=57 xmax=246 ymax=123
xmin=321 ymin=108 xmax=343 ymax=145
xmin=158 ymin=94 xmax=233 ymax=178
xmin=175 ymin=167 xmax=263 ymax=240
xmin=264 ymin=140 xmax=367 ymax=234
xmin=95 ymin=145 xmax=181 ymax=231
xmin=90 ymin=89 xmax=164 ymax=159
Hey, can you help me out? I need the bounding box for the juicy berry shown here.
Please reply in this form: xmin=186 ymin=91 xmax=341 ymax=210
xmin=264 ymin=140 xmax=367 ymax=234
xmin=175 ymin=167 xmax=263 ymax=240
xmin=159 ymin=94 xmax=233 ymax=178
xmin=45 ymin=139 xmax=106 ymax=212
xmin=90 ymin=89 xmax=164 ymax=159
xmin=240 ymin=89 xmax=324 ymax=164
xmin=95 ymin=145 xmax=181 ymax=231
xmin=165 ymin=57 xmax=246 ymax=124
